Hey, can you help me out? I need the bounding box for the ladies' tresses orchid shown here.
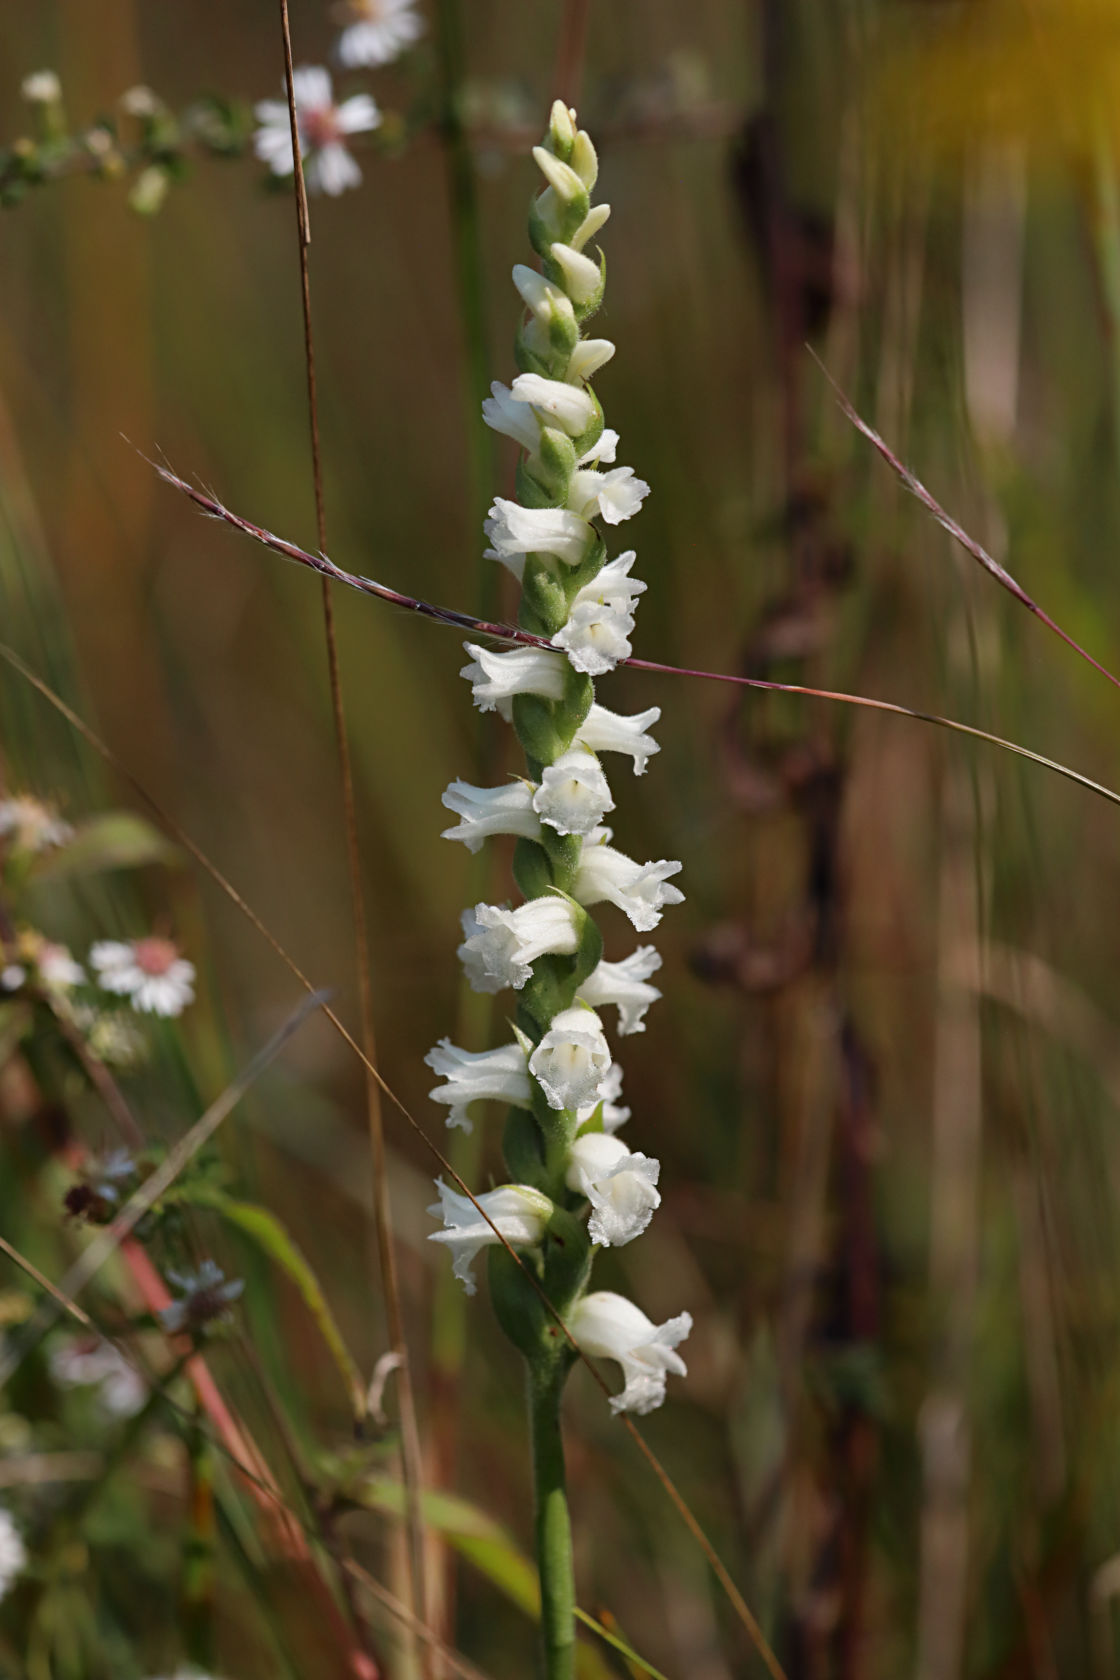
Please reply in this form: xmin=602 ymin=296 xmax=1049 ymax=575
xmin=457 ymin=898 xmax=581 ymax=994
xmin=440 ymin=779 xmax=541 ymax=852
xmin=527 ymin=1004 xmax=612 ymax=1112
xmin=427 ymin=1181 xmax=552 ymax=1296
xmin=485 ymin=499 xmax=594 ymax=570
xmin=575 ymin=702 xmax=662 ymax=774
xmin=576 ymin=945 xmax=663 ymax=1034
xmin=573 ymin=832 xmax=685 ymax=932
xmin=568 ymin=1291 xmax=692 ymax=1415
xmin=426 ymin=103 xmax=689 ymax=1674
xmin=532 ymin=749 xmax=614 ymax=836
xmin=425 ymin=1040 xmax=531 ymax=1132
xmin=461 ymin=643 xmax=568 ymax=719
xmin=565 ymin=1133 xmax=661 ymax=1247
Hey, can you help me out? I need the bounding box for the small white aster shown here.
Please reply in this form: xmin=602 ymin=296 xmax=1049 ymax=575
xmin=21 ymin=70 xmax=61 ymax=104
xmin=334 ymin=0 xmax=424 ymax=68
xmin=0 ymin=795 xmax=74 ymax=854
xmin=254 ymin=66 xmax=379 ymax=197
xmin=49 ymin=1337 xmax=146 ymax=1417
xmin=89 ymin=938 xmax=195 ymax=1018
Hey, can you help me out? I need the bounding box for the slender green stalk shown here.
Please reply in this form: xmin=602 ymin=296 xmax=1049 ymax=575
xmin=528 ymin=1360 xmax=576 ymax=1680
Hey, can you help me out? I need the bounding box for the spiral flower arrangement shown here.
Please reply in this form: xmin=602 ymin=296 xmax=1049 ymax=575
xmin=425 ymin=100 xmax=691 ymax=1677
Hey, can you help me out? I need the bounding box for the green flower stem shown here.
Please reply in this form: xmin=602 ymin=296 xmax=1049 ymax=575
xmin=529 ymin=1357 xmax=577 ymax=1680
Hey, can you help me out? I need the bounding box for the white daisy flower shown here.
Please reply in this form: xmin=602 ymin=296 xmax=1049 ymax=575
xmin=37 ymin=943 xmax=85 ymax=992
xmin=89 ymin=938 xmax=195 ymax=1017
xmin=334 ymin=0 xmax=424 ymax=68
xmin=0 ymin=1507 xmax=27 ymax=1603
xmin=49 ymin=1337 xmax=146 ymax=1417
xmin=0 ymin=794 xmax=74 ymax=854
xmin=254 ymin=66 xmax=379 ymax=197
xmin=21 ymin=70 xmax=60 ymax=104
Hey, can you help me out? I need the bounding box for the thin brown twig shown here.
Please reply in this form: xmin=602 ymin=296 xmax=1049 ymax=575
xmin=0 ymin=639 xmax=788 ymax=1678
xmin=150 ymin=468 xmax=1120 ymax=815
xmin=276 ymin=2 xmax=430 ymax=1660
xmin=811 ymin=349 xmax=1120 ymax=695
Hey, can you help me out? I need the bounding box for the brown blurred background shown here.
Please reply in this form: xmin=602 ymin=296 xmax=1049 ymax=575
xmin=8 ymin=2 xmax=1120 ymax=1675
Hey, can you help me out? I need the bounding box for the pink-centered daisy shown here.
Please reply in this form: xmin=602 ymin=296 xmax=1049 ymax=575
xmin=334 ymin=0 xmax=424 ymax=68
xmin=254 ymin=65 xmax=379 ymax=197
xmin=89 ymin=937 xmax=195 ymax=1018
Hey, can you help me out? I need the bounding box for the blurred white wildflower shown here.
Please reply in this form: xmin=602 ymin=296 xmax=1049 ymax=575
xmin=37 ymin=943 xmax=85 ymax=991
xmin=89 ymin=937 xmax=195 ymax=1017
xmin=568 ymin=1291 xmax=691 ymax=1414
xmin=160 ymin=1262 xmax=243 ymax=1335
xmin=334 ymin=0 xmax=424 ymax=67
xmin=21 ymin=70 xmax=60 ymax=104
xmin=49 ymin=1337 xmax=146 ymax=1417
xmin=0 ymin=1507 xmax=27 ymax=1602
xmin=0 ymin=795 xmax=73 ymax=855
xmin=73 ymin=1006 xmax=147 ymax=1069
xmin=254 ymin=66 xmax=379 ymax=197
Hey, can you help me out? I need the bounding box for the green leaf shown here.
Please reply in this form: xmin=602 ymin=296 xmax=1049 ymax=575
xmin=186 ymin=1189 xmax=366 ymax=1421
xmin=33 ymin=812 xmax=180 ymax=880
